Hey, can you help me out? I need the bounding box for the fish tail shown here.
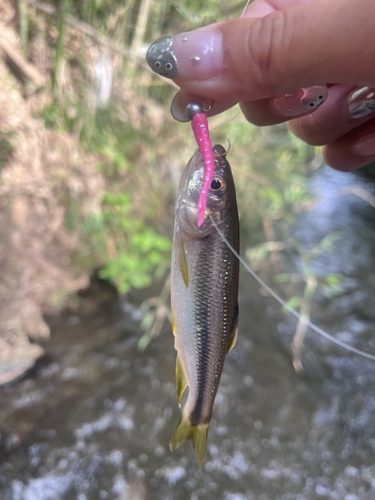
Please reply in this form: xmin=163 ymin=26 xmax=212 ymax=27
xmin=169 ymin=417 xmax=209 ymax=468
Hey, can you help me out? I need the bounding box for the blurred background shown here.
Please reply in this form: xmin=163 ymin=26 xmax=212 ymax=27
xmin=1 ymin=1 xmax=375 ymax=499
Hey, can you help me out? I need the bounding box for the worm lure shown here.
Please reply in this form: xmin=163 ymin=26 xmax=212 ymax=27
xmin=185 ymin=103 xmax=215 ymax=227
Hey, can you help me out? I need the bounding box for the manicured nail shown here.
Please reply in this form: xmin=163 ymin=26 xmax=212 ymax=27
xmin=145 ymin=36 xmax=178 ymax=78
xmin=272 ymin=85 xmax=328 ymax=117
xmin=146 ymin=31 xmax=223 ymax=80
xmin=170 ymin=93 xmax=190 ymax=122
xmin=351 ymin=134 xmax=375 ymax=157
xmin=347 ymin=87 xmax=375 ymax=120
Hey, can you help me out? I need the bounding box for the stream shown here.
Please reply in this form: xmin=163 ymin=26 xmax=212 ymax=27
xmin=1 ymin=166 xmax=375 ymax=500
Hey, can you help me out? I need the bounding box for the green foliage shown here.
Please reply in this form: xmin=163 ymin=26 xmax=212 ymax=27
xmin=274 ymin=235 xmax=343 ymax=316
xmin=283 ymin=296 xmax=302 ymax=313
xmin=82 ymin=107 xmax=151 ymax=172
xmin=38 ymin=90 xmax=172 ymax=296
xmin=208 ymin=115 xmax=315 ymax=229
xmin=246 ymin=241 xmax=285 ymax=271
xmin=84 ymin=191 xmax=171 ymax=294
xmin=64 ymin=198 xmax=80 ymax=231
xmin=38 ymin=99 xmax=80 ymax=132
xmin=255 ymin=132 xmax=313 ymax=219
xmin=71 ymin=0 xmax=130 ymax=29
xmin=173 ymin=0 xmax=223 ymax=26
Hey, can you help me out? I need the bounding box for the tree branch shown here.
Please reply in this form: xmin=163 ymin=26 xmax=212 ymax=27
xmin=0 ymin=29 xmax=46 ymax=86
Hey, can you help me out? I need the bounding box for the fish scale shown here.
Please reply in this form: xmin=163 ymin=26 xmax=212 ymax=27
xmin=170 ymin=144 xmax=239 ymax=467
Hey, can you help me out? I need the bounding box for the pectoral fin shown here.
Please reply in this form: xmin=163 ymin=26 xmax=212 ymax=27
xmin=177 ymin=245 xmax=189 ymax=287
xmin=227 ymin=305 xmax=239 ymax=352
xmin=176 ymin=355 xmax=188 ymax=406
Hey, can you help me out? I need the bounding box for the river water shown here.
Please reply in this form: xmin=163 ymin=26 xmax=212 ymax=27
xmin=1 ymin=166 xmax=375 ymax=500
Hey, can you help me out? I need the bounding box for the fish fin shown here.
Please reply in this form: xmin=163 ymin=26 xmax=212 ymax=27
xmin=169 ymin=417 xmax=209 ymax=468
xmin=227 ymin=305 xmax=239 ymax=352
xmin=191 ymin=424 xmax=209 ymax=468
xmin=176 ymin=355 xmax=188 ymax=406
xmin=177 ymin=245 xmax=189 ymax=287
xmin=171 ymin=312 xmax=176 ymax=337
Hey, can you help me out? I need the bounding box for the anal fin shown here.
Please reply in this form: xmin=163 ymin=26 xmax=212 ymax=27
xmin=227 ymin=305 xmax=239 ymax=352
xmin=176 ymin=355 xmax=188 ymax=406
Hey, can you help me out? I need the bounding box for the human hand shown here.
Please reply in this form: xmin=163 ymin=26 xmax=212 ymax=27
xmin=146 ymin=0 xmax=375 ymax=171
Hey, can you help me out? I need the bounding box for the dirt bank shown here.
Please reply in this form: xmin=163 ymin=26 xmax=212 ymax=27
xmin=0 ymin=24 xmax=103 ymax=384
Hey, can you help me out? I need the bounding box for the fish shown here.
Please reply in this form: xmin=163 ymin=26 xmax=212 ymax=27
xmin=170 ymin=144 xmax=240 ymax=467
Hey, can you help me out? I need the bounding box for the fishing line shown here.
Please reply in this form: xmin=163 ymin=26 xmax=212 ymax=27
xmin=210 ymin=111 xmax=241 ymax=135
xmin=210 ymin=215 xmax=375 ymax=362
xmin=240 ymin=0 xmax=252 ymax=18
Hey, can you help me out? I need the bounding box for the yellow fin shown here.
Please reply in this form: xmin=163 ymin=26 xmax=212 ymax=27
xmin=169 ymin=417 xmax=209 ymax=468
xmin=176 ymin=355 xmax=188 ymax=406
xmin=227 ymin=307 xmax=239 ymax=352
xmin=171 ymin=313 xmax=176 ymax=337
xmin=177 ymin=245 xmax=189 ymax=287
xmin=227 ymin=325 xmax=238 ymax=352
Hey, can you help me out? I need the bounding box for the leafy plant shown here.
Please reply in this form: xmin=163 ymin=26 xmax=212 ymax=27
xmin=84 ymin=191 xmax=171 ymax=294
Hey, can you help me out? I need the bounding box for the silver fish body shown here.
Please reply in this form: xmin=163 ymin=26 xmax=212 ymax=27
xmin=170 ymin=144 xmax=239 ymax=466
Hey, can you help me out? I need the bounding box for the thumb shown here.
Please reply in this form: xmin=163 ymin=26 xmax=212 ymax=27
xmin=147 ymin=0 xmax=375 ymax=103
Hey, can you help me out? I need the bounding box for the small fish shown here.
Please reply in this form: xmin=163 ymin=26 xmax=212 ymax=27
xmin=170 ymin=144 xmax=240 ymax=467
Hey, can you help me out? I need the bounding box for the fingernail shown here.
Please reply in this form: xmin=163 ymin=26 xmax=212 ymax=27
xmin=351 ymin=134 xmax=375 ymax=157
xmin=146 ymin=36 xmax=178 ymax=78
xmin=146 ymin=31 xmax=223 ymax=80
xmin=170 ymin=93 xmax=190 ymax=122
xmin=347 ymin=87 xmax=375 ymax=120
xmin=272 ymin=85 xmax=328 ymax=117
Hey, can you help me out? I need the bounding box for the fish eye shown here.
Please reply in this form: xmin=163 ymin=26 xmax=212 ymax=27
xmin=165 ymin=62 xmax=173 ymax=70
xmin=155 ymin=61 xmax=161 ymax=68
xmin=210 ymin=176 xmax=225 ymax=192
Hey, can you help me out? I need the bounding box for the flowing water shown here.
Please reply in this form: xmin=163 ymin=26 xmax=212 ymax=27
xmin=1 ymin=166 xmax=375 ymax=500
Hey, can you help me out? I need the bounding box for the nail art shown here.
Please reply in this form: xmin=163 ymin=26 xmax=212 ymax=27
xmin=347 ymin=87 xmax=375 ymax=120
xmin=146 ymin=36 xmax=178 ymax=79
xmin=300 ymin=85 xmax=328 ymax=110
xmin=273 ymin=85 xmax=328 ymax=117
xmin=146 ymin=31 xmax=223 ymax=80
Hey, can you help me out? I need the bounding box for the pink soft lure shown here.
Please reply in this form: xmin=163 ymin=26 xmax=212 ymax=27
xmin=186 ymin=103 xmax=214 ymax=227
